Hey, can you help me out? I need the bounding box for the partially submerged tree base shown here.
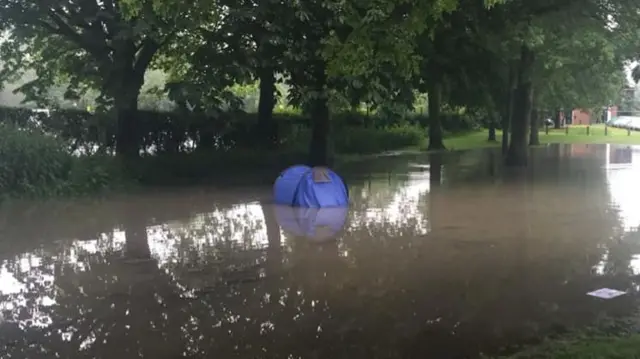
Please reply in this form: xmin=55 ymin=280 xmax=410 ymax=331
xmin=427 ymin=141 xmax=447 ymax=151
xmin=488 ymin=126 xmax=497 ymax=142
xmin=505 ymin=149 xmax=528 ymax=167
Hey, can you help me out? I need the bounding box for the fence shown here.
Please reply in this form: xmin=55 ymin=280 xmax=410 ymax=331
xmin=541 ymin=124 xmax=636 ymax=137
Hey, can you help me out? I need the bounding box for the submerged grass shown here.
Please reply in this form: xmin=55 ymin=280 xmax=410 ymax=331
xmin=488 ymin=306 xmax=640 ymax=359
xmin=436 ymin=124 xmax=640 ymax=152
xmin=494 ymin=334 xmax=640 ymax=359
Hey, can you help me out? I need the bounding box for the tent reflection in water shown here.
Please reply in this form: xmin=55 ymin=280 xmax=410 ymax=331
xmin=272 ymin=165 xmax=349 ymax=241
xmin=273 ymin=205 xmax=349 ymax=242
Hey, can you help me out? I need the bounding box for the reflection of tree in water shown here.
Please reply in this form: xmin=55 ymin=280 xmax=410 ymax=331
xmin=348 ymin=173 xmax=430 ymax=234
xmin=0 ymin=251 xmax=57 ymax=328
xmin=1 ymin=219 xmax=195 ymax=358
xmin=156 ymin=203 xmax=270 ymax=291
xmin=0 ymin=198 xmax=296 ymax=358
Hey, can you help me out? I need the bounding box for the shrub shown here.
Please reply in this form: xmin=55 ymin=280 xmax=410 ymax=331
xmin=0 ymin=124 xmax=124 ymax=197
xmin=333 ymin=125 xmax=426 ymax=154
xmin=274 ymin=124 xmax=425 ymax=155
xmin=0 ymin=124 xmax=72 ymax=196
xmin=0 ymin=106 xmax=480 ymax=157
xmin=441 ymin=112 xmax=480 ymax=132
xmin=65 ymin=155 xmax=126 ymax=194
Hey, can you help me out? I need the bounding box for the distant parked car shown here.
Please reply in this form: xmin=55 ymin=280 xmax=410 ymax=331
xmin=608 ymin=117 xmax=630 ymax=128
xmin=616 ymin=117 xmax=634 ymax=128
xmin=627 ymin=117 xmax=640 ymax=130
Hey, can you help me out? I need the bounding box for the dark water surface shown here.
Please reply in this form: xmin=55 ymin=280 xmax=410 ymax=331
xmin=1 ymin=144 xmax=640 ymax=358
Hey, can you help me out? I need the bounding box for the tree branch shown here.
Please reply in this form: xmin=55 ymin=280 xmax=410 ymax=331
xmin=45 ymin=8 xmax=111 ymax=63
xmin=133 ymin=38 xmax=161 ymax=77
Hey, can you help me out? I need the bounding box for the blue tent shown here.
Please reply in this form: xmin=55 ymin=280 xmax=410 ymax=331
xmin=273 ymin=205 xmax=348 ymax=242
xmin=273 ymin=165 xmax=349 ymax=207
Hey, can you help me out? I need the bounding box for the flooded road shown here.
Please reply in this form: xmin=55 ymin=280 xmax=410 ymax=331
xmin=1 ymin=144 xmax=640 ymax=358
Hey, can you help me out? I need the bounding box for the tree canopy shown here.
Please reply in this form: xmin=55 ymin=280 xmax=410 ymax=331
xmin=0 ymin=0 xmax=637 ymax=165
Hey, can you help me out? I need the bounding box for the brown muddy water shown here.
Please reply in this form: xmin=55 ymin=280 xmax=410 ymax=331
xmin=1 ymin=144 xmax=640 ymax=359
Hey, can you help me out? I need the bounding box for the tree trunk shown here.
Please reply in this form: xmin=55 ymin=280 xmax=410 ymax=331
xmin=112 ymin=39 xmax=157 ymax=158
xmin=427 ymin=81 xmax=446 ymax=150
xmin=258 ymin=67 xmax=278 ymax=148
xmin=308 ymin=64 xmax=331 ymax=167
xmin=308 ymin=97 xmax=330 ymax=166
xmin=529 ymin=107 xmax=540 ymax=146
xmin=197 ymin=124 xmax=215 ymax=150
xmin=554 ymin=107 xmax=562 ymax=129
xmin=506 ymin=45 xmax=535 ymax=167
xmin=488 ymin=116 xmax=497 ymax=142
xmin=115 ymin=95 xmax=141 ymax=158
xmin=502 ymin=62 xmax=518 ymax=154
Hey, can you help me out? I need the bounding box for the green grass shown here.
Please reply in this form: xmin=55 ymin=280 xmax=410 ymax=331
xmin=437 ymin=124 xmax=640 ymax=152
xmin=493 ymin=334 xmax=640 ymax=359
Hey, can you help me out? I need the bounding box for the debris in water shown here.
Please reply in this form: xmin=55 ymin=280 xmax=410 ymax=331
xmin=586 ymin=288 xmax=626 ymax=299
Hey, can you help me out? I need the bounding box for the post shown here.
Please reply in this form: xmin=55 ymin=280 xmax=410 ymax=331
xmin=545 ymin=123 xmax=549 ymax=134
xmin=586 ymin=126 xmax=590 ymax=136
xmin=605 ymin=125 xmax=608 ymax=136
xmin=628 ymin=128 xmax=631 ymax=136
xmin=565 ymin=126 xmax=569 ymax=135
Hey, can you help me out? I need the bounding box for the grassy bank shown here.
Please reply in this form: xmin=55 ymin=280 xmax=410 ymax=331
xmin=495 ymin=334 xmax=640 ymax=358
xmin=440 ymin=124 xmax=640 ymax=151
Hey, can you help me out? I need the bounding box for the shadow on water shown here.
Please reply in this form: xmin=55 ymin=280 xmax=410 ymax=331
xmin=1 ymin=144 xmax=640 ymax=358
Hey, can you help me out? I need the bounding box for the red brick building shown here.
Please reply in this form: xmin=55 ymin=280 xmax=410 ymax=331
xmin=569 ymin=106 xmax=617 ymax=125
xmin=571 ymin=109 xmax=591 ymax=125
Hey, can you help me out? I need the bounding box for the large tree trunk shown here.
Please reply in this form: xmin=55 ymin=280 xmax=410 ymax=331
xmin=111 ymin=38 xmax=161 ymax=158
xmin=308 ymin=98 xmax=330 ymax=166
xmin=258 ymin=67 xmax=278 ymax=148
xmin=529 ymin=107 xmax=540 ymax=146
xmin=115 ymin=94 xmax=141 ymax=158
xmin=506 ymin=45 xmax=535 ymax=167
xmin=112 ymin=40 xmax=158 ymax=158
xmin=308 ymin=64 xmax=331 ymax=167
xmin=502 ymin=62 xmax=518 ymax=155
xmin=427 ymin=80 xmax=446 ymax=150
xmin=197 ymin=117 xmax=216 ymax=151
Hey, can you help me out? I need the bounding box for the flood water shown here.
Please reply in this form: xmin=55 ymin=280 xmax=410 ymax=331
xmin=1 ymin=144 xmax=640 ymax=359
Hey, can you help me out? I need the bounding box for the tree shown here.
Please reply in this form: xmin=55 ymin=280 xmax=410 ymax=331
xmin=472 ymin=0 xmax=638 ymax=166
xmin=0 ymin=1 xmax=217 ymax=157
xmin=533 ymin=27 xmax=627 ymax=138
xmin=220 ymin=0 xmax=291 ymax=148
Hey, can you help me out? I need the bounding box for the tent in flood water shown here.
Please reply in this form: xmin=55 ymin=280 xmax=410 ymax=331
xmin=273 ymin=165 xmax=349 ymax=207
